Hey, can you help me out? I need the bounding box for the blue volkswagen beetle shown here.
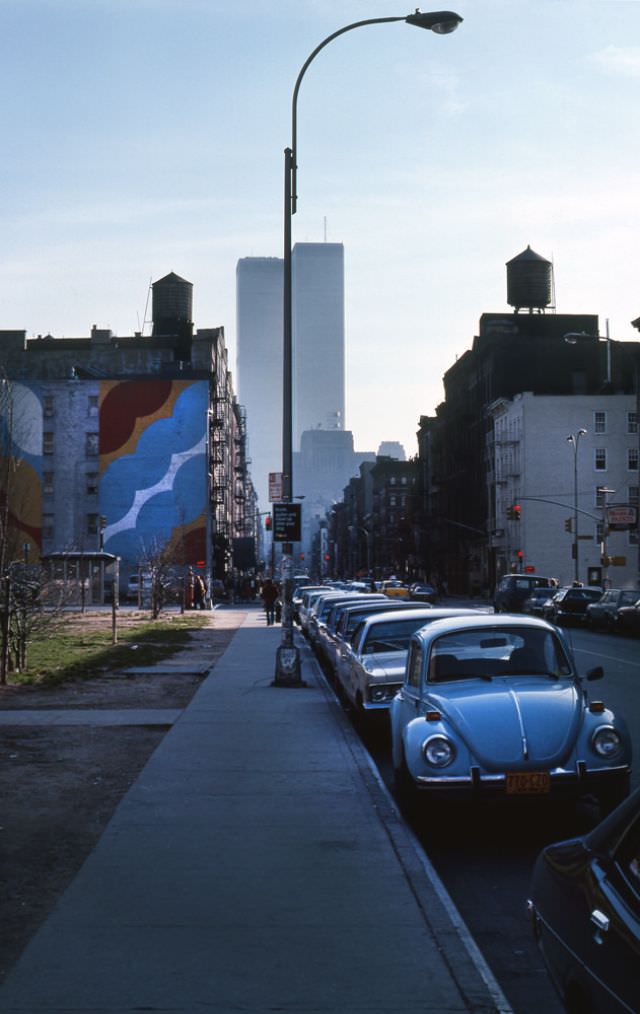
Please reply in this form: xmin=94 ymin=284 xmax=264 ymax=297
xmin=390 ymin=615 xmax=631 ymax=817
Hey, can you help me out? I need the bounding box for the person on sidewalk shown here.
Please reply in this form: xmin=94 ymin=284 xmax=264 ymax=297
xmin=193 ymin=574 xmax=206 ymax=610
xmin=260 ymin=579 xmax=279 ymax=625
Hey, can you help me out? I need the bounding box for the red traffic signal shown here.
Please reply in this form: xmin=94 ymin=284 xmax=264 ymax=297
xmin=324 ymin=554 xmax=330 ymax=561
xmin=264 ymin=514 xmax=272 ymax=531
xmin=516 ymin=549 xmax=524 ymax=558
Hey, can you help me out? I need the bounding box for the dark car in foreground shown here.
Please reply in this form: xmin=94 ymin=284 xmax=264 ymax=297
xmin=529 ymin=787 xmax=640 ymax=1014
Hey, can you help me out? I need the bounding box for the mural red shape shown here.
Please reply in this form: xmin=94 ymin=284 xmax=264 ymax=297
xmin=180 ymin=526 xmax=206 ymax=565
xmin=100 ymin=380 xmax=173 ymax=455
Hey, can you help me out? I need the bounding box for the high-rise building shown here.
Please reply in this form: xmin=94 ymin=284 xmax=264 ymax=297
xmin=292 ymin=242 xmax=345 ymax=449
xmin=235 ymin=257 xmax=283 ymax=511
xmin=236 ymin=243 xmax=345 ymax=507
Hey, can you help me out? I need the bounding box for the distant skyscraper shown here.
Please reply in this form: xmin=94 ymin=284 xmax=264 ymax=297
xmin=236 ymin=243 xmax=345 ymax=507
xmin=235 ymin=257 xmax=283 ymax=509
xmin=292 ymin=243 xmax=345 ymax=450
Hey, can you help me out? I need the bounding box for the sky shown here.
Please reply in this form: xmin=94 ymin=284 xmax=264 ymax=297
xmin=1 ymin=0 xmax=640 ymax=460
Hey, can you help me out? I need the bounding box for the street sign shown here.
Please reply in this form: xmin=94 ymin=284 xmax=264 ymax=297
xmin=273 ymin=502 xmax=301 ymax=543
xmin=268 ymin=472 xmax=283 ymax=502
xmin=607 ymin=505 xmax=637 ymax=531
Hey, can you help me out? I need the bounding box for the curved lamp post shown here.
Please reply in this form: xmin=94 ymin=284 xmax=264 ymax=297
xmin=566 ymin=428 xmax=587 ymax=583
xmin=274 ymin=10 xmax=463 ymax=685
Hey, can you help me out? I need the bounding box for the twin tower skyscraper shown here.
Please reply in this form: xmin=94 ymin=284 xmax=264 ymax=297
xmin=235 ymin=243 xmax=345 ymax=509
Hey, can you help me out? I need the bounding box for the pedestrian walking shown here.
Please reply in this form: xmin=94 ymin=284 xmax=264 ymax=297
xmin=261 ymin=579 xmax=279 ymax=625
xmin=193 ymin=574 xmax=206 ymax=610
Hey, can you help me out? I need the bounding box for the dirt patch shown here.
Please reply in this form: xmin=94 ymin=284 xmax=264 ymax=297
xmin=0 ymin=606 xmax=248 ymax=983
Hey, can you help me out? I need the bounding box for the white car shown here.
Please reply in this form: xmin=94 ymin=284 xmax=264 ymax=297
xmin=337 ymin=608 xmax=480 ymax=724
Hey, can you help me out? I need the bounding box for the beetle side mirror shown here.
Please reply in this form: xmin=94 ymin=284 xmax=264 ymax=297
xmin=586 ymin=666 xmax=604 ymax=681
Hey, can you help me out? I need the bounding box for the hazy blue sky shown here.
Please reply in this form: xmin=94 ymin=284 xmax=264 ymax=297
xmin=2 ymin=0 xmax=639 ymax=458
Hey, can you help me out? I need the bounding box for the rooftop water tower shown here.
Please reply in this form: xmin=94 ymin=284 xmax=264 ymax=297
xmin=506 ymin=246 xmax=553 ymax=313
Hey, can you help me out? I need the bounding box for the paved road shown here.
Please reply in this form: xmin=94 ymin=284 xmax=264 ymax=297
xmin=359 ymin=626 xmax=639 ymax=1014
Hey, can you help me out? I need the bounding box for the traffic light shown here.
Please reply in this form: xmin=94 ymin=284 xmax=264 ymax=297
xmin=516 ymin=549 xmax=524 ymax=559
xmin=264 ymin=514 xmax=272 ymax=531
xmin=564 ymin=518 xmax=573 ymax=533
xmin=506 ymin=504 xmax=521 ymax=521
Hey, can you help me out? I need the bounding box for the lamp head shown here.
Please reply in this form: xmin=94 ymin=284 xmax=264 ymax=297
xmin=577 ymin=428 xmax=587 ymax=437
xmin=405 ymin=9 xmax=463 ymax=33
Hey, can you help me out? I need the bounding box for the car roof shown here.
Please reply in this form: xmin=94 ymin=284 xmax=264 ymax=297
xmin=359 ymin=607 xmax=479 ymax=631
xmin=412 ymin=613 xmax=558 ymax=646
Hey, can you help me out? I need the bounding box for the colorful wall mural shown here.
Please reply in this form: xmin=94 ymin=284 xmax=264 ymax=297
xmin=99 ymin=379 xmax=208 ymax=569
xmin=0 ymin=383 xmax=43 ymax=558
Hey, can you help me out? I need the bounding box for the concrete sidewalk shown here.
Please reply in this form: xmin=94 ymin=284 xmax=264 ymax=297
xmin=0 ymin=611 xmax=507 ymax=1013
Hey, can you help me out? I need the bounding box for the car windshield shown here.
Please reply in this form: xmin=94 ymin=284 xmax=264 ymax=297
xmin=428 ymin=626 xmax=573 ymax=683
xmin=363 ymin=617 xmax=432 ymax=654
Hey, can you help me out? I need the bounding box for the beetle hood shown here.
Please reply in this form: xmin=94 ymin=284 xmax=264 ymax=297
xmin=428 ymin=677 xmax=581 ymax=770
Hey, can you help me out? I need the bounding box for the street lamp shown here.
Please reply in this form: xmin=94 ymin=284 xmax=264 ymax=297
xmin=566 ymin=429 xmax=587 ymax=583
xmin=274 ymin=9 xmax=463 ymax=686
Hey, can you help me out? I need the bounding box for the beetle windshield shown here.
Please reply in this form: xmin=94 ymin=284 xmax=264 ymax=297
xmin=428 ymin=626 xmax=573 ymax=683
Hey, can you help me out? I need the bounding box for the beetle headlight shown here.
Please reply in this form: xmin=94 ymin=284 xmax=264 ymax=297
xmin=591 ymin=725 xmax=622 ymax=759
xmin=423 ymin=735 xmax=456 ymax=768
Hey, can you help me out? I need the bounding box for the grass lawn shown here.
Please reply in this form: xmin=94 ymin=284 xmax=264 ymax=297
xmin=7 ymin=611 xmax=210 ymax=686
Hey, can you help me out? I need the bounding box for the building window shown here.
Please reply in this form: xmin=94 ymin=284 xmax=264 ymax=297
xmin=42 ymin=513 xmax=54 ymax=539
xmin=595 ymin=486 xmax=606 ymax=508
xmin=629 ymin=412 xmax=638 ymax=435
xmin=595 ymin=448 xmax=607 ymax=471
xmin=43 ymin=395 xmax=54 ymax=418
xmin=86 ymin=513 xmax=98 ymax=536
xmin=389 ymin=476 xmax=397 ymax=486
xmin=86 ymin=432 xmax=99 ymax=457
xmin=88 ymin=395 xmax=99 ymax=417
xmin=389 ymin=494 xmax=397 ymax=507
xmin=400 ymin=476 xmax=408 ymax=485
xmin=594 ymin=411 xmax=606 ymax=434
xmin=43 ymin=432 xmax=54 ymax=455
xmin=43 ymin=471 xmax=54 ymax=495
xmin=86 ymin=472 xmax=99 ymax=496
xmin=629 ymin=448 xmax=639 ymax=472
xmin=629 ymin=486 xmax=639 ymax=507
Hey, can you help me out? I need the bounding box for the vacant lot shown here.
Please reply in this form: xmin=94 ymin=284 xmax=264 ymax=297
xmin=0 ymin=606 xmax=246 ymax=983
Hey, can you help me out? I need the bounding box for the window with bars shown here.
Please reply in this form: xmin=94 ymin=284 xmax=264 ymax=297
xmin=86 ymin=472 xmax=99 ymax=496
xmin=86 ymin=432 xmax=99 ymax=457
xmin=86 ymin=513 xmax=98 ymax=535
xmin=629 ymin=412 xmax=638 ymax=435
xmin=43 ymin=471 xmax=54 ymax=495
xmin=43 ymin=514 xmax=54 ymax=539
xmin=629 ymin=448 xmax=639 ymax=471
xmin=594 ymin=411 xmax=606 ymax=434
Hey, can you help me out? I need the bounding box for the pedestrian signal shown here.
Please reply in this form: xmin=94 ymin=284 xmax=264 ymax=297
xmin=564 ymin=518 xmax=572 ymax=533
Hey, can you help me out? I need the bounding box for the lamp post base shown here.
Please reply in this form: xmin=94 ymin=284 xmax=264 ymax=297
xmin=273 ymin=644 xmax=306 ymax=687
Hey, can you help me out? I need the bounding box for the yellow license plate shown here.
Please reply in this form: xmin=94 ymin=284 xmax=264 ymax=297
xmin=505 ymin=772 xmax=550 ymax=795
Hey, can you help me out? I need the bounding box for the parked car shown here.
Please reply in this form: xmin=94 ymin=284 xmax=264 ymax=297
xmin=523 ymin=587 xmax=555 ymax=616
xmin=586 ymin=588 xmax=640 ymax=632
xmin=381 ymin=580 xmax=411 ymax=600
xmin=528 ymin=786 xmax=640 ymax=1014
xmin=494 ymin=574 xmax=555 ymax=613
xmin=409 ymin=583 xmax=438 ymax=604
xmin=331 ymin=600 xmax=437 ymax=681
xmin=543 ymin=586 xmax=604 ymax=625
xmin=313 ymin=593 xmax=386 ymax=662
xmin=126 ymin=571 xmax=153 ymax=603
xmin=616 ymin=598 xmax=640 ymax=637
xmin=336 ymin=607 xmax=479 ymax=724
xmin=390 ymin=614 xmax=631 ymax=816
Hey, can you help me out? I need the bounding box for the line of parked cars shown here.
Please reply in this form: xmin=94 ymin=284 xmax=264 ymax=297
xmin=495 ymin=573 xmax=640 ymax=636
xmin=293 ymin=577 xmax=637 ymax=1013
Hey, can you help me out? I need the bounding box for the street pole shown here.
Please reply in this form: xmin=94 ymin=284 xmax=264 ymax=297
xmin=567 ymin=429 xmax=587 ymax=583
xmin=272 ymin=9 xmax=462 ymax=688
